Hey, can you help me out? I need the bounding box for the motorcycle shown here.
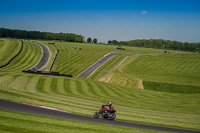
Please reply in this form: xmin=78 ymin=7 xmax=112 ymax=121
xmin=93 ymin=106 xmax=116 ymax=120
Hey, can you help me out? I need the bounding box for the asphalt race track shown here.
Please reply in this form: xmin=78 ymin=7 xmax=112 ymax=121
xmin=0 ymin=99 xmax=199 ymax=133
xmin=34 ymin=41 xmax=50 ymax=69
xmin=78 ymin=53 xmax=119 ymax=78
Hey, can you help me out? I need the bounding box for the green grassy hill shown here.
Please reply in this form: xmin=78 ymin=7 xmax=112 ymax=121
xmin=123 ymin=54 xmax=200 ymax=93
xmin=98 ymin=53 xmax=200 ymax=93
xmin=0 ymin=39 xmax=42 ymax=71
xmin=48 ymin=41 xmax=164 ymax=76
xmin=0 ymin=72 xmax=199 ymax=130
xmin=0 ymin=39 xmax=21 ymax=66
xmin=124 ymin=54 xmax=200 ymax=86
xmin=0 ymin=39 xmax=200 ymax=132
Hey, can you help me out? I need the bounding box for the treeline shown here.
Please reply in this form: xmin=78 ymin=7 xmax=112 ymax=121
xmin=0 ymin=28 xmax=84 ymax=43
xmin=108 ymin=39 xmax=200 ymax=52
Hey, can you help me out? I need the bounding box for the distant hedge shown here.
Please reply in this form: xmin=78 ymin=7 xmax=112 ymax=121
xmin=143 ymin=81 xmax=200 ymax=94
xmin=0 ymin=28 xmax=84 ymax=43
xmin=108 ymin=39 xmax=200 ymax=52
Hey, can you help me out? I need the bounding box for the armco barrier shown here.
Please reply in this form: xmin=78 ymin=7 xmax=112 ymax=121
xmin=22 ymin=70 xmax=73 ymax=78
xmin=0 ymin=40 xmax=24 ymax=68
xmin=49 ymin=49 xmax=59 ymax=71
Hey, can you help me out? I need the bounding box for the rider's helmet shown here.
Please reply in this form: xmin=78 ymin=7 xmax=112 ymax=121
xmin=108 ymin=101 xmax=112 ymax=105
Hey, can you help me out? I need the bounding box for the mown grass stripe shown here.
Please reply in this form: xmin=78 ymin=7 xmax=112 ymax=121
xmin=79 ymin=80 xmax=93 ymax=96
xmin=36 ymin=78 xmax=46 ymax=93
xmin=25 ymin=75 xmax=40 ymax=92
xmin=123 ymin=54 xmax=200 ymax=87
xmin=56 ymin=77 xmax=65 ymax=94
xmin=0 ymin=39 xmax=21 ymax=66
xmin=0 ymin=40 xmax=42 ymax=71
xmin=8 ymin=75 xmax=30 ymax=91
xmin=1 ymin=74 xmax=21 ymax=89
xmin=83 ymin=80 xmax=104 ymax=97
xmin=63 ymin=78 xmax=72 ymax=94
xmin=50 ymin=78 xmax=58 ymax=93
xmin=94 ymin=81 xmax=121 ymax=97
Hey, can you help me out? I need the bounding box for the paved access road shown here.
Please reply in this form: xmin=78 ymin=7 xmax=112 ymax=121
xmin=78 ymin=53 xmax=120 ymax=78
xmin=0 ymin=99 xmax=199 ymax=133
xmin=34 ymin=41 xmax=50 ymax=69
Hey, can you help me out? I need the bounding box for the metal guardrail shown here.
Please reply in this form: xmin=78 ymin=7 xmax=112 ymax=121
xmin=49 ymin=49 xmax=59 ymax=71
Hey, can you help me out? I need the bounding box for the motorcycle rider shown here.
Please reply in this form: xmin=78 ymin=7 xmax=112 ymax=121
xmin=94 ymin=101 xmax=116 ymax=120
xmin=101 ymin=101 xmax=114 ymax=113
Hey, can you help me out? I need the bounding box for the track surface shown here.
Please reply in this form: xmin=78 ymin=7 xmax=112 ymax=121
xmin=78 ymin=53 xmax=119 ymax=78
xmin=34 ymin=41 xmax=50 ymax=69
xmin=0 ymin=99 xmax=199 ymax=133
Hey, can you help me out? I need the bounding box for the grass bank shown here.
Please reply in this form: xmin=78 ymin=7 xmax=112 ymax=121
xmin=123 ymin=54 xmax=200 ymax=87
xmin=0 ymin=72 xmax=199 ymax=130
xmin=143 ymin=81 xmax=200 ymax=94
xmin=0 ymin=40 xmax=42 ymax=71
xmin=0 ymin=110 xmax=165 ymax=133
xmin=0 ymin=39 xmax=21 ymax=66
xmin=47 ymin=41 xmax=164 ymax=76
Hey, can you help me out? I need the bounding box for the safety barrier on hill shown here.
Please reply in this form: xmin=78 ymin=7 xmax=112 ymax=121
xmin=0 ymin=40 xmax=23 ymax=68
xmin=49 ymin=49 xmax=59 ymax=71
xmin=22 ymin=70 xmax=73 ymax=78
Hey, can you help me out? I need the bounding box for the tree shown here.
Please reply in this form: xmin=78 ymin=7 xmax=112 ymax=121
xmin=112 ymin=40 xmax=119 ymax=45
xmin=93 ymin=38 xmax=98 ymax=44
xmin=87 ymin=37 xmax=92 ymax=43
xmin=108 ymin=40 xmax=112 ymax=44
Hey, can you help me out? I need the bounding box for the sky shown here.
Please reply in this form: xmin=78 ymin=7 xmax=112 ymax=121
xmin=0 ymin=0 xmax=200 ymax=43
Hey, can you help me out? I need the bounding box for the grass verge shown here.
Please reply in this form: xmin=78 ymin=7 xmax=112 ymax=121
xmin=0 ymin=72 xmax=199 ymax=130
xmin=0 ymin=110 xmax=165 ymax=133
xmin=143 ymin=81 xmax=200 ymax=94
